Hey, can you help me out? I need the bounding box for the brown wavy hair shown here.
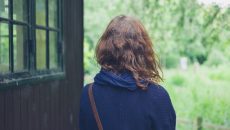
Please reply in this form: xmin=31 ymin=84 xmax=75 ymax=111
xmin=95 ymin=15 xmax=163 ymax=90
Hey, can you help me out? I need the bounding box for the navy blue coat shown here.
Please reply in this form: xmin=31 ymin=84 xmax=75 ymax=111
xmin=79 ymin=68 xmax=176 ymax=130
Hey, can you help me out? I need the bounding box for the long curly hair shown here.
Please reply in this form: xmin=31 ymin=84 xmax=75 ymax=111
xmin=95 ymin=15 xmax=163 ymax=90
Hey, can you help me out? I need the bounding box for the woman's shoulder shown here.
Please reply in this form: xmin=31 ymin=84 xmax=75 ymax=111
xmin=148 ymin=83 xmax=169 ymax=94
xmin=146 ymin=83 xmax=172 ymax=103
xmin=79 ymin=83 xmax=94 ymax=108
xmin=81 ymin=83 xmax=93 ymax=94
xmin=80 ymin=83 xmax=93 ymax=100
xmin=146 ymin=84 xmax=176 ymax=129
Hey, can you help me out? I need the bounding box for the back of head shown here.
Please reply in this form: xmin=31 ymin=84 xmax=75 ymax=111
xmin=96 ymin=15 xmax=162 ymax=90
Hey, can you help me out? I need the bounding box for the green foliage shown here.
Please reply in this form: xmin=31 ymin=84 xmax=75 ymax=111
xmin=163 ymin=53 xmax=180 ymax=68
xmin=84 ymin=39 xmax=99 ymax=75
xmin=169 ymin=74 xmax=186 ymax=87
xmin=205 ymin=49 xmax=228 ymax=66
xmin=84 ymin=0 xmax=230 ymax=70
xmin=208 ymin=65 xmax=230 ymax=81
xmin=162 ymin=66 xmax=230 ymax=128
xmin=184 ymin=42 xmax=207 ymax=63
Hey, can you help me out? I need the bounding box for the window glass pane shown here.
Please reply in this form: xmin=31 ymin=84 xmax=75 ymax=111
xmin=13 ymin=25 xmax=27 ymax=71
xmin=13 ymin=0 xmax=28 ymax=22
xmin=0 ymin=23 xmax=9 ymax=73
xmin=36 ymin=29 xmax=46 ymax=70
xmin=36 ymin=0 xmax=46 ymax=26
xmin=49 ymin=0 xmax=58 ymax=28
xmin=49 ymin=31 xmax=58 ymax=68
xmin=0 ymin=0 xmax=9 ymax=18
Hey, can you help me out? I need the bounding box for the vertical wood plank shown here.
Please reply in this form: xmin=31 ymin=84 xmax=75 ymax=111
xmin=32 ymin=85 xmax=40 ymax=130
xmin=5 ymin=89 xmax=14 ymax=130
xmin=13 ymin=88 xmax=21 ymax=130
xmin=50 ymin=81 xmax=59 ymax=130
xmin=28 ymin=87 xmax=34 ymax=130
xmin=40 ymin=84 xmax=49 ymax=130
xmin=28 ymin=86 xmax=39 ymax=130
xmin=0 ymin=91 xmax=6 ymax=130
xmin=20 ymin=87 xmax=32 ymax=130
xmin=65 ymin=82 xmax=71 ymax=130
xmin=59 ymin=83 xmax=64 ymax=130
xmin=46 ymin=85 xmax=51 ymax=130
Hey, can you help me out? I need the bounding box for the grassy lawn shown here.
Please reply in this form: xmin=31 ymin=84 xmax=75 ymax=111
xmin=162 ymin=65 xmax=230 ymax=129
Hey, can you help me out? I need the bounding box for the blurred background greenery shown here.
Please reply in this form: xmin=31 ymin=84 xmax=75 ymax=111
xmin=84 ymin=0 xmax=230 ymax=129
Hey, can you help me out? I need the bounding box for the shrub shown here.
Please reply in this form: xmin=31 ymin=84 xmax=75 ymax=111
xmin=163 ymin=53 xmax=180 ymax=69
xmin=169 ymin=74 xmax=186 ymax=87
xmin=205 ymin=49 xmax=228 ymax=67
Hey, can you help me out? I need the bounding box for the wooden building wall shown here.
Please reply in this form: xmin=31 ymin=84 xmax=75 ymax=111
xmin=0 ymin=0 xmax=84 ymax=130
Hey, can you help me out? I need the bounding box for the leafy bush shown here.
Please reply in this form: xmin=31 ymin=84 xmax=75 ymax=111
xmin=208 ymin=65 xmax=230 ymax=81
xmin=169 ymin=74 xmax=186 ymax=87
xmin=205 ymin=49 xmax=228 ymax=67
xmin=185 ymin=42 xmax=207 ymax=64
xmin=163 ymin=53 xmax=180 ymax=69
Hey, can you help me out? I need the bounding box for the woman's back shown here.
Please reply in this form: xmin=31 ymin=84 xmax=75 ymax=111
xmin=79 ymin=69 xmax=176 ymax=130
xmin=79 ymin=15 xmax=176 ymax=130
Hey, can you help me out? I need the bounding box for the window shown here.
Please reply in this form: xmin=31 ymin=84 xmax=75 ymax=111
xmin=0 ymin=0 xmax=63 ymax=86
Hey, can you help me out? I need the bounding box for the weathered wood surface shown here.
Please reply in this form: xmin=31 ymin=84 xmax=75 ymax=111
xmin=0 ymin=0 xmax=83 ymax=130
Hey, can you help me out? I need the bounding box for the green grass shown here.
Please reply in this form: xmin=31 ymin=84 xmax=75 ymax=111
xmin=162 ymin=65 xmax=230 ymax=129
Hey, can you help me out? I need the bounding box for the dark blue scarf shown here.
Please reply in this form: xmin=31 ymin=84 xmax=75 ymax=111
xmin=94 ymin=68 xmax=138 ymax=91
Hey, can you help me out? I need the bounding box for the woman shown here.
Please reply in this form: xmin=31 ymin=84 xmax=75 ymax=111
xmin=79 ymin=15 xmax=176 ymax=130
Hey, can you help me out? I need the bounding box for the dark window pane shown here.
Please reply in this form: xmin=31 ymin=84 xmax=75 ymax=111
xmin=13 ymin=25 xmax=27 ymax=71
xmin=36 ymin=0 xmax=46 ymax=26
xmin=0 ymin=23 xmax=9 ymax=73
xmin=13 ymin=0 xmax=28 ymax=22
xmin=0 ymin=0 xmax=9 ymax=18
xmin=49 ymin=0 xmax=58 ymax=28
xmin=36 ymin=29 xmax=46 ymax=70
xmin=49 ymin=31 xmax=58 ymax=68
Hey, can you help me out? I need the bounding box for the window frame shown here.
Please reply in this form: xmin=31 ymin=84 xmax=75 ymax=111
xmin=0 ymin=0 xmax=64 ymax=87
